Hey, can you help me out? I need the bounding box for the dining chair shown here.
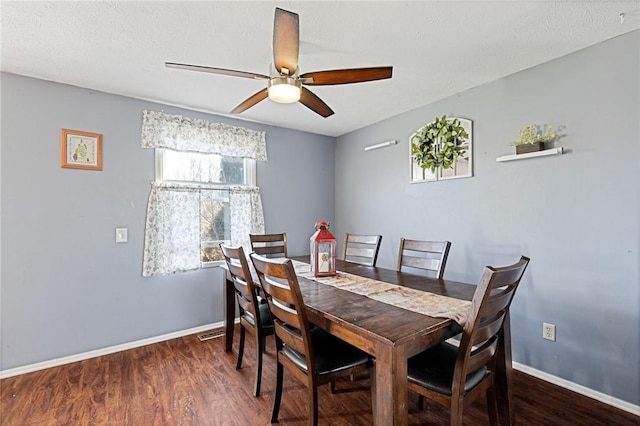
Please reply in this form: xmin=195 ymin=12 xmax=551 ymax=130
xmin=406 ymin=256 xmax=530 ymax=426
xmin=220 ymin=244 xmax=274 ymax=397
xmin=343 ymin=233 xmax=383 ymax=266
xmin=250 ymin=232 xmax=288 ymax=258
xmin=250 ymin=253 xmax=371 ymax=426
xmin=397 ymin=238 xmax=452 ymax=278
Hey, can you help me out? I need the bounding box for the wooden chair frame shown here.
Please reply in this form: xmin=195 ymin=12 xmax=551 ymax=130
xmin=343 ymin=233 xmax=383 ymax=267
xmin=250 ymin=253 xmax=370 ymax=426
xmin=220 ymin=244 xmax=274 ymax=397
xmin=397 ymin=238 xmax=451 ymax=279
xmin=407 ymin=256 xmax=530 ymax=426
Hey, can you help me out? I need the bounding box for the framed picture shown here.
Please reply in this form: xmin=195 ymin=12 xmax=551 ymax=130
xmin=410 ymin=117 xmax=473 ymax=183
xmin=60 ymin=128 xmax=103 ymax=171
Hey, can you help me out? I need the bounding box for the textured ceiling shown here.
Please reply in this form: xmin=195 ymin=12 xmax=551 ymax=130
xmin=2 ymin=1 xmax=639 ymax=137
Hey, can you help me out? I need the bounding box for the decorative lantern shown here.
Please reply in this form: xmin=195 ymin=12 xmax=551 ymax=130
xmin=310 ymin=221 xmax=337 ymax=277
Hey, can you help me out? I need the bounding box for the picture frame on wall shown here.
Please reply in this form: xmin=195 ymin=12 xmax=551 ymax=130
xmin=60 ymin=128 xmax=103 ymax=171
xmin=410 ymin=117 xmax=473 ymax=183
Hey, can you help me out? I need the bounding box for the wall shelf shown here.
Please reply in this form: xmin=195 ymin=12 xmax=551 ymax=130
xmin=496 ymin=147 xmax=564 ymax=162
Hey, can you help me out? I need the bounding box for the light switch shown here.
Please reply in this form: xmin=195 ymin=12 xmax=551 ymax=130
xmin=116 ymin=228 xmax=128 ymax=243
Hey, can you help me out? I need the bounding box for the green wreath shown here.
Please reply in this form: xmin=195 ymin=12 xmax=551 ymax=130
xmin=411 ymin=115 xmax=469 ymax=173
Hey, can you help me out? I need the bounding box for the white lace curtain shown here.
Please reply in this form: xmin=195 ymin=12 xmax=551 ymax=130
xmin=140 ymin=110 xmax=266 ymax=277
xmin=141 ymin=110 xmax=267 ymax=160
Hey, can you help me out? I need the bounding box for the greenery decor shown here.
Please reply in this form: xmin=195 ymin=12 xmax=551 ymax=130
xmin=411 ymin=115 xmax=469 ymax=173
xmin=509 ymin=124 xmax=557 ymax=146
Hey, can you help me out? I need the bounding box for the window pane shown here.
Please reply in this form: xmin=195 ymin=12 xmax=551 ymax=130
xmin=200 ymin=191 xmax=230 ymax=242
xmin=202 ymin=246 xmax=224 ymax=263
xmin=200 ymin=191 xmax=229 ymax=264
xmin=163 ymin=150 xmax=245 ymax=184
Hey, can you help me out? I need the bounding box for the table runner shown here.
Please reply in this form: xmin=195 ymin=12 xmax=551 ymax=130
xmin=292 ymin=260 xmax=471 ymax=324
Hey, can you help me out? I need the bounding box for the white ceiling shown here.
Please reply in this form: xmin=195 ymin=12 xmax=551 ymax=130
xmin=2 ymin=1 xmax=639 ymax=137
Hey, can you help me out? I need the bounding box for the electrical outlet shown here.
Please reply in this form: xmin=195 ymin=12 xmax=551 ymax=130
xmin=543 ymin=322 xmax=556 ymax=341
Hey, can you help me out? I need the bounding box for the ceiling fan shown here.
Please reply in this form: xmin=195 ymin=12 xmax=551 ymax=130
xmin=165 ymin=7 xmax=393 ymax=118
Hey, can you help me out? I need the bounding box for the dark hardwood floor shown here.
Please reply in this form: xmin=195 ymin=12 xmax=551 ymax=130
xmin=1 ymin=326 xmax=637 ymax=425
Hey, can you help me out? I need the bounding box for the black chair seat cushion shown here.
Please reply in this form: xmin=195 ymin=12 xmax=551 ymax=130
xmin=243 ymin=303 xmax=274 ymax=330
xmin=407 ymin=342 xmax=487 ymax=396
xmin=282 ymin=328 xmax=369 ymax=376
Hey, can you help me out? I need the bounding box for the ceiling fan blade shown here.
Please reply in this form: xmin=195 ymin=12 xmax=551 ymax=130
xmin=273 ymin=8 xmax=299 ymax=74
xmin=300 ymin=66 xmax=393 ymax=85
xmin=165 ymin=62 xmax=269 ymax=80
xmin=299 ymin=87 xmax=334 ymax=118
xmin=230 ymin=89 xmax=269 ymax=114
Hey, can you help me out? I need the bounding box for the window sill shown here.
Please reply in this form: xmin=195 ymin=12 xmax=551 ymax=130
xmin=203 ymin=261 xmax=225 ymax=268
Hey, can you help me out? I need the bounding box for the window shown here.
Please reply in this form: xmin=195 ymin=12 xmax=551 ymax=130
xmin=157 ymin=149 xmax=252 ymax=185
xmin=156 ymin=149 xmax=256 ymax=266
xmin=140 ymin=109 xmax=266 ymax=277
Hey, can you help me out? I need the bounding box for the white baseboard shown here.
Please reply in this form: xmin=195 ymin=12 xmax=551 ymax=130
xmin=1 ymin=327 xmax=637 ymax=418
xmin=513 ymin=362 xmax=640 ymax=416
xmin=0 ymin=321 xmax=228 ymax=379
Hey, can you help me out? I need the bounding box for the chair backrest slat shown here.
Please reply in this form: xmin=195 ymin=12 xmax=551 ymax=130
xmin=467 ymin=337 xmax=499 ymax=372
xmin=402 ymin=239 xmax=447 ymax=253
xmin=400 ymin=256 xmax=441 ymax=271
xmin=474 ymin=313 xmax=506 ymax=345
xmin=347 ymin=234 xmax=381 ymax=244
xmin=484 ymin=287 xmax=515 ymax=314
xmin=274 ymin=322 xmax=307 ymax=355
xmin=345 ymin=247 xmax=375 ymax=259
xmin=268 ymin=294 xmax=303 ymax=332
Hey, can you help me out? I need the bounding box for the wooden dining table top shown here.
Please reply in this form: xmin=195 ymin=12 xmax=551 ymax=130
xmin=290 ymin=256 xmax=476 ymax=350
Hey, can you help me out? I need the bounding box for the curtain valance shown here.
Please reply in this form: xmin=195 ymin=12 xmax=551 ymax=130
xmin=140 ymin=110 xmax=267 ymax=161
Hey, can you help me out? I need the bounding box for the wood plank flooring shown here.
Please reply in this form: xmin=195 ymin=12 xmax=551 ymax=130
xmin=1 ymin=326 xmax=637 ymax=425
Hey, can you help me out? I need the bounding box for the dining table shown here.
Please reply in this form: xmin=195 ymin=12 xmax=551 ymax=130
xmin=222 ymin=256 xmax=516 ymax=425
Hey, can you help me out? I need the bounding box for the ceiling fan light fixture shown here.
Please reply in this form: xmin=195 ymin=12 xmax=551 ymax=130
xmin=268 ymin=76 xmax=301 ymax=103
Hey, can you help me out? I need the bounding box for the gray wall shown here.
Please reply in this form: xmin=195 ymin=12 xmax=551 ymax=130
xmin=335 ymin=31 xmax=639 ymax=405
xmin=257 ymin=125 xmax=335 ymax=256
xmin=0 ymin=73 xmax=334 ymax=369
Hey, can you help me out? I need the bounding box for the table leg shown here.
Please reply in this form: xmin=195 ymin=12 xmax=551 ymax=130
xmin=223 ymin=274 xmax=235 ymax=352
xmin=372 ymin=344 xmax=408 ymax=425
xmin=495 ymin=313 xmax=514 ymax=425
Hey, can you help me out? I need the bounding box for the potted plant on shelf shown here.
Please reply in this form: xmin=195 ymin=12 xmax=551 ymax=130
xmin=509 ymin=124 xmax=557 ymax=154
xmin=411 ymin=115 xmax=469 ymax=172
